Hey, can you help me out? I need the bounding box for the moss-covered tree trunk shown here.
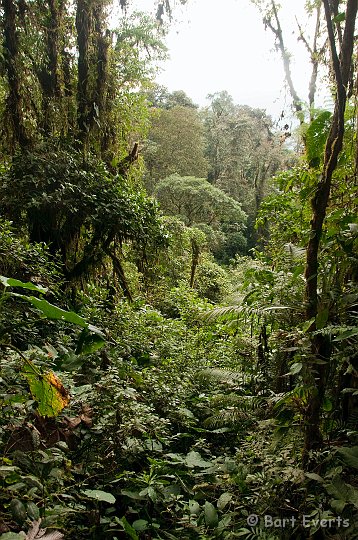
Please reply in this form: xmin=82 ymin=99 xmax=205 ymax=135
xmin=76 ymin=0 xmax=91 ymax=141
xmin=2 ymin=0 xmax=28 ymax=148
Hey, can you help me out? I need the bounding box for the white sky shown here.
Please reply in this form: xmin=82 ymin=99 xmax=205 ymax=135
xmin=122 ymin=0 xmax=329 ymax=125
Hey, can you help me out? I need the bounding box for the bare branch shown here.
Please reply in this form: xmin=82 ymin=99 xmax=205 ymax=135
xmin=270 ymin=1 xmax=303 ymax=117
xmin=296 ymin=16 xmax=313 ymax=55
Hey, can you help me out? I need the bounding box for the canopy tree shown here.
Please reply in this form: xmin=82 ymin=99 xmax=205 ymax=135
xmin=0 ymin=2 xmax=166 ymax=158
xmin=155 ymin=174 xmax=247 ymax=228
xmin=155 ymin=174 xmax=248 ymax=260
xmin=144 ymin=103 xmax=209 ymax=191
xmin=145 ymin=84 xmax=198 ymax=109
xmin=203 ymin=91 xmax=291 ymax=246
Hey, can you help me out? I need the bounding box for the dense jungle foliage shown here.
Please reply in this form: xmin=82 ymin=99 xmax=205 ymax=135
xmin=0 ymin=1 xmax=357 ymax=539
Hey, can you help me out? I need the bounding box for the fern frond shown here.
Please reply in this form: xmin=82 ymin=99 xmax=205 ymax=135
xmin=209 ymin=394 xmax=266 ymax=410
xmin=202 ymin=300 xmax=295 ymax=326
xmin=196 ymin=367 xmax=247 ymax=386
xmin=201 ymin=304 xmax=243 ymax=323
xmin=262 ymin=305 xmax=295 ymax=313
xmin=284 ymin=243 xmax=306 ymax=259
xmin=273 ymin=386 xmax=311 ymax=410
xmin=204 ymin=396 xmax=269 ymax=428
xmin=314 ymin=325 xmax=358 ymax=339
xmin=204 ymin=408 xmax=252 ymax=428
xmin=209 ymin=393 xmax=246 ymax=407
xmin=347 ymin=410 xmax=358 ymax=430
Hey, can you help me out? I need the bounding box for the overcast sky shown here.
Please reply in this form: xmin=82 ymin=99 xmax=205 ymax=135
xmin=122 ymin=0 xmax=329 ymax=126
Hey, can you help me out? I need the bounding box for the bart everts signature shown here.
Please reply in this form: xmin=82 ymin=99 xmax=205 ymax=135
xmin=246 ymin=514 xmax=350 ymax=529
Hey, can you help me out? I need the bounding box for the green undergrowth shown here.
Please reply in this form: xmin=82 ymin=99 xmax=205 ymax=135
xmin=1 ymin=265 xmax=357 ymax=540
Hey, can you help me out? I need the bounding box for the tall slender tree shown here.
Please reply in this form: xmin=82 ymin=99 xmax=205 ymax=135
xmin=303 ymin=0 xmax=358 ymax=465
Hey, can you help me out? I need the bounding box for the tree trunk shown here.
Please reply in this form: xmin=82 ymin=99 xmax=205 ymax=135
xmin=190 ymin=237 xmax=200 ymax=288
xmin=2 ymin=0 xmax=28 ymax=147
xmin=37 ymin=0 xmax=63 ymax=134
xmin=89 ymin=1 xmax=110 ymax=138
xmin=106 ymin=249 xmax=133 ymax=302
xmin=302 ymin=0 xmax=357 ymax=468
xmin=76 ymin=0 xmax=91 ymax=141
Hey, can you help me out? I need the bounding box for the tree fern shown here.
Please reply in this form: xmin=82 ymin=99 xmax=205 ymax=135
xmin=202 ymin=300 xmax=295 ymax=326
xmin=196 ymin=367 xmax=272 ymax=429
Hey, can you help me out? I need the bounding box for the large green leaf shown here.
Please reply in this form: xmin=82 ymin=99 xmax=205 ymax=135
xmin=132 ymin=520 xmax=148 ymax=532
xmin=305 ymin=472 xmax=324 ymax=483
xmin=10 ymin=284 xmax=105 ymax=353
xmin=217 ymin=492 xmax=232 ymax=510
xmin=315 ymin=308 xmax=329 ymax=330
xmin=120 ymin=490 xmax=145 ymax=500
xmin=333 ymin=12 xmax=345 ymax=22
xmin=289 ymin=362 xmax=303 ymax=375
xmin=2 ymin=276 xmax=104 ymax=337
xmin=0 ymin=276 xmax=47 ymax=293
xmin=204 ymin=501 xmax=219 ymax=528
xmin=14 ymin=294 xmax=88 ymax=327
xmin=305 ymin=111 xmax=332 ymax=168
xmin=185 ymin=451 xmax=212 ymax=468
xmin=22 ymin=361 xmax=70 ymax=417
xmin=189 ymin=500 xmax=200 ymax=515
xmin=81 ymin=489 xmax=116 ymax=504
xmin=75 ymin=328 xmax=106 ymax=355
xmin=117 ymin=517 xmax=139 ymax=540
xmin=325 ymin=475 xmax=358 ymax=509
xmin=322 ymin=396 xmax=333 ymax=412
xmin=336 ymin=446 xmax=358 ymax=469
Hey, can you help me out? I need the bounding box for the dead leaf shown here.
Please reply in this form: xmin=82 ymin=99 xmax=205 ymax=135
xmin=45 ymin=372 xmax=70 ymax=406
xmin=64 ymin=416 xmax=82 ymax=429
xmin=24 ymin=519 xmax=64 ymax=540
xmin=65 ymin=404 xmax=92 ymax=429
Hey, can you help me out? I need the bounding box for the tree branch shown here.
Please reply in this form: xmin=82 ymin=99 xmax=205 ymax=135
xmin=263 ymin=1 xmax=303 ymax=119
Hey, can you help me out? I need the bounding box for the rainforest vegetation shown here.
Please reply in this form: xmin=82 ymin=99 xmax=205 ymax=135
xmin=0 ymin=0 xmax=357 ymax=539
